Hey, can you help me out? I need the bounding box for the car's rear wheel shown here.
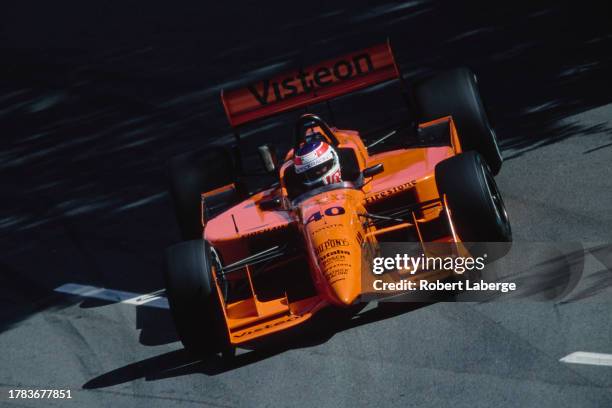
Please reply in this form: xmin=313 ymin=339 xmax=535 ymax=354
xmin=168 ymin=147 xmax=238 ymax=241
xmin=413 ymin=67 xmax=503 ymax=175
xmin=164 ymin=239 xmax=230 ymax=357
xmin=435 ymin=151 xmax=511 ymax=243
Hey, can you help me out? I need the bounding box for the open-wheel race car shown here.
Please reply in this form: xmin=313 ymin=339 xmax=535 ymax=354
xmin=164 ymin=42 xmax=511 ymax=357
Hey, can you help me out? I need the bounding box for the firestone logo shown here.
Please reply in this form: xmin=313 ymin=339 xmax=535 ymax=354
xmin=365 ymin=181 xmax=416 ymax=204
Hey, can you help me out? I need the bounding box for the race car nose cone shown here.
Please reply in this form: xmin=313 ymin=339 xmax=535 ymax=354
xmin=331 ymin=280 xmax=359 ymax=306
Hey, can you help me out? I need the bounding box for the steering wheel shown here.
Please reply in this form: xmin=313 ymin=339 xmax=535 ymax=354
xmin=294 ymin=114 xmax=339 ymax=151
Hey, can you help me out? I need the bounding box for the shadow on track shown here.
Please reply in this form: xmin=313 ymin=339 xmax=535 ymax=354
xmin=82 ymin=301 xmax=428 ymax=388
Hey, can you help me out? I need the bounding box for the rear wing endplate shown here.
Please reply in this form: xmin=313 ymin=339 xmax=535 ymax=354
xmin=221 ymin=41 xmax=400 ymax=127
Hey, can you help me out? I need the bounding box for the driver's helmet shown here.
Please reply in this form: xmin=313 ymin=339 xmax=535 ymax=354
xmin=294 ymin=140 xmax=342 ymax=188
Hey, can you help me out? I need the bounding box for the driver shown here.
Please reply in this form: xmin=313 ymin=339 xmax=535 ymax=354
xmin=294 ymin=138 xmax=342 ymax=188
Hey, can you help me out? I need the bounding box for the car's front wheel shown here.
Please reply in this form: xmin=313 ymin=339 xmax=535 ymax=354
xmin=435 ymin=151 xmax=511 ymax=243
xmin=164 ymin=239 xmax=230 ymax=357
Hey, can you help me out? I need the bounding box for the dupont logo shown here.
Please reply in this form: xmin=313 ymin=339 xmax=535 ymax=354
xmin=315 ymin=238 xmax=350 ymax=255
xmin=248 ymin=53 xmax=375 ymax=106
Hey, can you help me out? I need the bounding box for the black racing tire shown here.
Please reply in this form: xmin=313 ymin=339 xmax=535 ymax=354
xmin=413 ymin=67 xmax=503 ymax=175
xmin=435 ymin=151 xmax=511 ymax=243
xmin=168 ymin=147 xmax=236 ymax=241
xmin=164 ymin=239 xmax=229 ymax=356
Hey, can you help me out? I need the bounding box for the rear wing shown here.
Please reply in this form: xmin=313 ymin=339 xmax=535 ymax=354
xmin=221 ymin=41 xmax=400 ymax=127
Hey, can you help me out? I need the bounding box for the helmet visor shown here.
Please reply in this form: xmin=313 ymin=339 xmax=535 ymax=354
xmin=302 ymin=158 xmax=334 ymax=183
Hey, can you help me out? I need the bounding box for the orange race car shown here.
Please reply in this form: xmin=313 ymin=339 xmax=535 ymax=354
xmin=164 ymin=42 xmax=511 ymax=356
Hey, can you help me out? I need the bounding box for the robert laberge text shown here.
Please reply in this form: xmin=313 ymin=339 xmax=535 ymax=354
xmin=373 ymin=279 xmax=516 ymax=293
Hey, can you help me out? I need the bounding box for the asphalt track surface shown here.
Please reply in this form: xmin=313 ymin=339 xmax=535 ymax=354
xmin=1 ymin=1 xmax=612 ymax=407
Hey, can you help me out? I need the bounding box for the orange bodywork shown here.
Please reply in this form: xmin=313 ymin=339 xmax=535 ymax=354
xmin=203 ymin=116 xmax=465 ymax=345
xmin=199 ymin=42 xmax=469 ymax=346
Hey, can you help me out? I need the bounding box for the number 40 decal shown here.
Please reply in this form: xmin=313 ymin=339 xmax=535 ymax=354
xmin=306 ymin=206 xmax=345 ymax=224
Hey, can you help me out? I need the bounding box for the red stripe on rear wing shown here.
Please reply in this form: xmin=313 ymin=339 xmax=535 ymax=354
xmin=221 ymin=42 xmax=400 ymax=127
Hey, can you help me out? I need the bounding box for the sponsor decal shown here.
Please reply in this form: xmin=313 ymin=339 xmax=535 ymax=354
xmin=319 ymin=249 xmax=351 ymax=261
xmin=315 ymin=238 xmax=349 ymax=255
xmin=365 ymin=181 xmax=416 ymax=204
xmin=234 ymin=314 xmax=302 ymax=338
xmin=315 ymin=193 xmax=346 ymax=204
xmin=320 ymin=255 xmax=348 ymax=267
xmin=222 ymin=43 xmax=399 ymax=126
xmin=242 ymin=223 xmax=288 ymax=238
xmin=324 ymin=169 xmax=342 ymax=185
xmin=327 ymin=263 xmax=351 ymax=268
xmin=325 ymin=268 xmax=349 ymax=282
xmin=313 ymin=223 xmax=343 ymax=233
xmin=247 ymin=54 xmax=375 ymax=106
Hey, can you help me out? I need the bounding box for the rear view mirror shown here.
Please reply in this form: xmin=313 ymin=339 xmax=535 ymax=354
xmin=363 ymin=163 xmax=384 ymax=178
xmin=258 ymin=145 xmax=278 ymax=173
xmin=260 ymin=197 xmax=281 ymax=210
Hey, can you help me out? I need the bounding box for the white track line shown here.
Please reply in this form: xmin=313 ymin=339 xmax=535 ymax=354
xmin=560 ymin=352 xmax=612 ymax=367
xmin=54 ymin=283 xmax=168 ymax=309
